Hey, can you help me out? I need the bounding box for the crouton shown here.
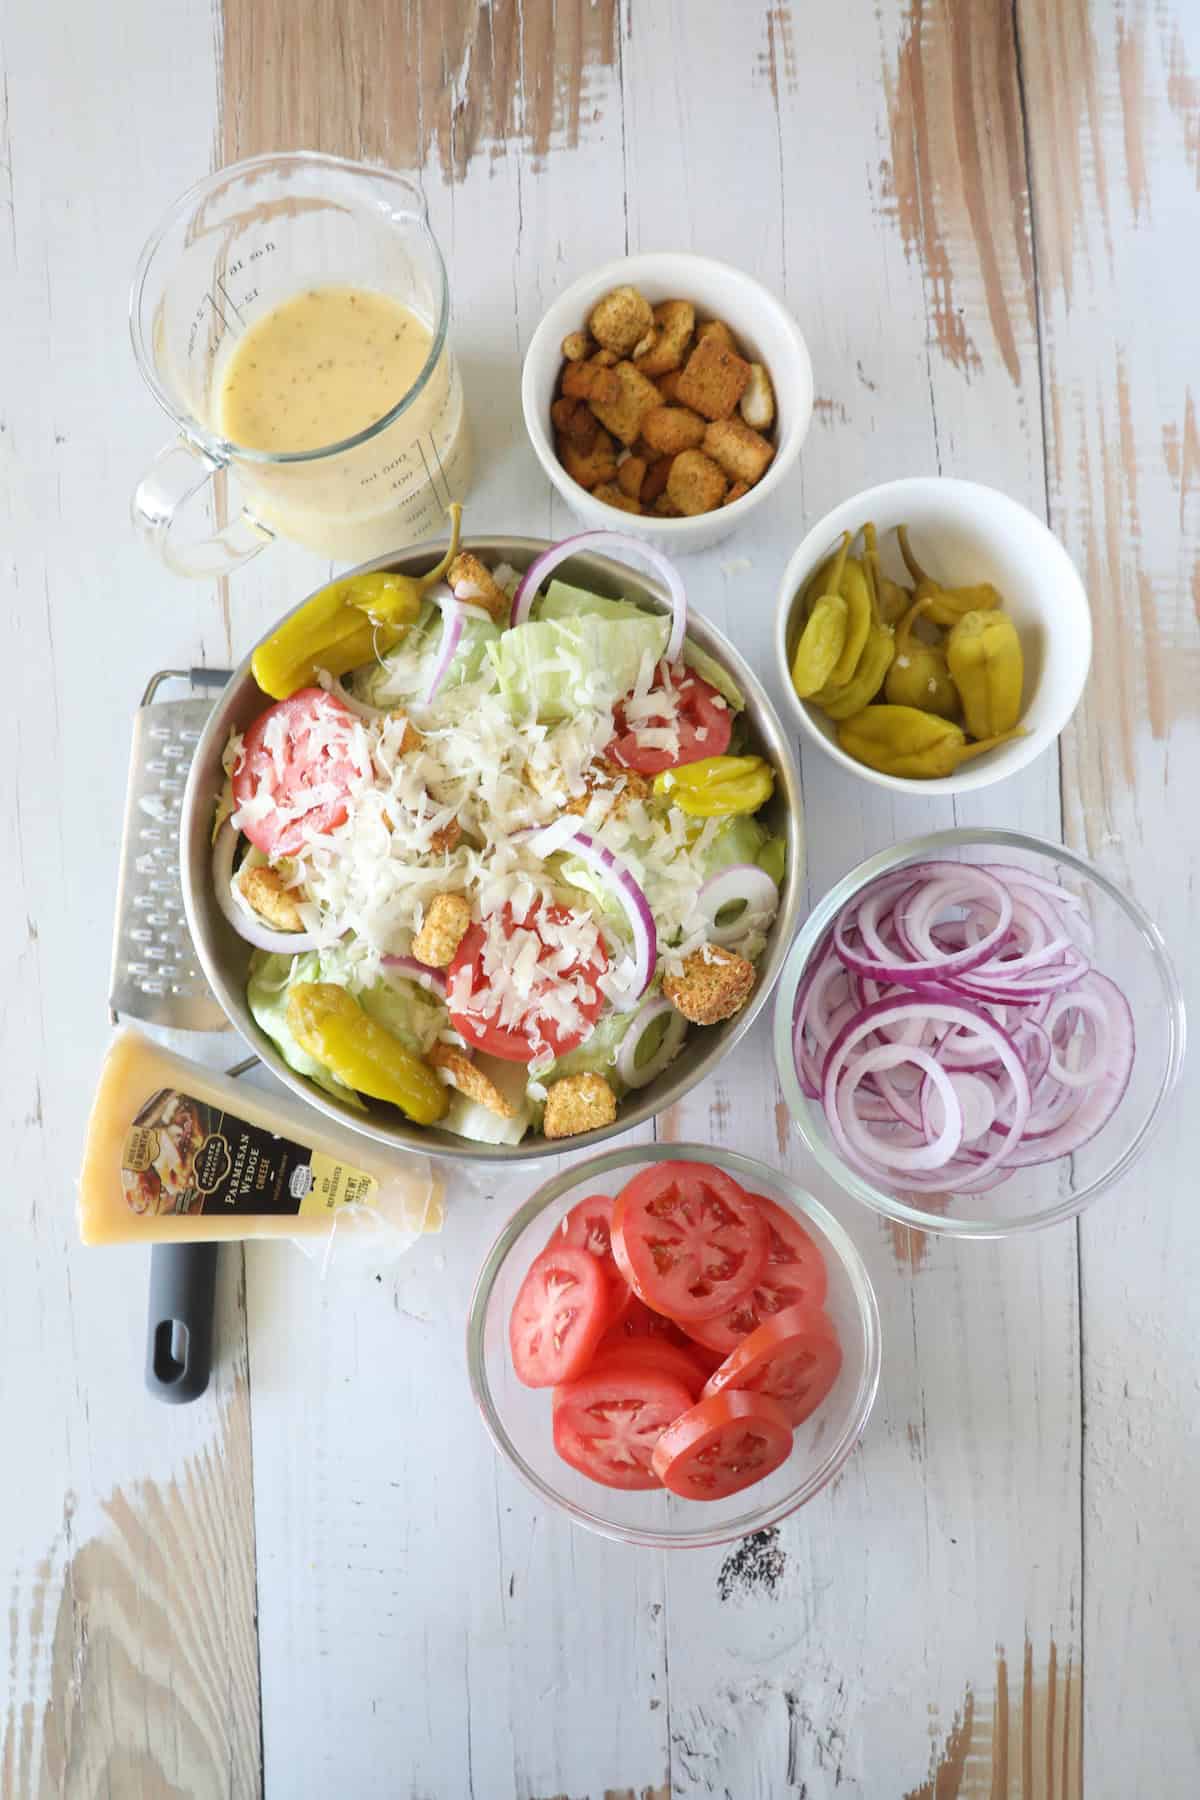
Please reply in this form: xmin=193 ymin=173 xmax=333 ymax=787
xmin=703 ymin=418 xmax=776 ymax=487
xmin=663 ymin=945 xmax=755 ymax=1025
xmin=739 ymin=362 xmax=776 ymax=431
xmin=561 ymin=330 xmax=591 ymax=362
xmin=557 ymin=427 xmax=618 ymax=491
xmin=237 ymin=864 xmax=306 ymax=932
xmin=640 ymin=405 xmax=707 ymax=456
xmin=588 ymin=284 xmax=654 ymax=356
xmin=653 ymin=494 xmax=684 ymax=517
xmin=563 ymin=761 xmax=651 ymax=818
xmin=617 ymin=455 xmax=647 ymax=500
xmin=543 ymin=1072 xmax=618 ymax=1139
xmin=561 ymin=358 xmax=621 ymax=407
xmin=722 ymin=480 xmax=751 ymax=507
xmin=587 ymin=360 xmax=663 ymax=448
xmin=411 ymin=893 xmax=471 ymax=968
xmin=696 ymin=318 xmax=738 ymax=353
xmin=675 ymin=335 xmax=751 ymax=421
xmin=631 ymin=328 xmax=657 ymax=361
xmin=447 ymin=552 xmax=511 ymax=624
xmin=393 ymin=715 xmax=423 ymax=754
xmin=591 ymin=481 xmax=643 ymax=515
xmin=551 ymin=397 xmax=599 ymax=451
xmin=635 ymin=298 xmax=696 ymax=377
xmin=592 ymin=348 xmax=620 ymax=368
xmin=429 ymin=1044 xmax=516 ymax=1118
xmin=430 ymin=819 xmax=462 ymax=855
xmin=551 ymin=395 xmax=579 ymax=434
xmin=640 ymin=456 xmax=674 ymax=504
xmin=655 ymin=368 xmax=685 ymax=404
xmin=666 ymin=448 xmax=728 ymax=516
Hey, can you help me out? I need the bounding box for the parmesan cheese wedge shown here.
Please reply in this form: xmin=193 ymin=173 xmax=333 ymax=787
xmin=78 ymin=1030 xmax=443 ymax=1245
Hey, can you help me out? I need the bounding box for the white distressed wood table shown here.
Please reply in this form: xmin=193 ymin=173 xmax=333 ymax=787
xmin=3 ymin=2 xmax=1198 ymax=1794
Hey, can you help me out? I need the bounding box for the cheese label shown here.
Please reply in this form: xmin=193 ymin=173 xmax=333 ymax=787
xmin=120 ymin=1087 xmax=378 ymax=1219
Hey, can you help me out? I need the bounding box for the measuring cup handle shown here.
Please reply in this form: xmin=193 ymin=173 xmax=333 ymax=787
xmin=131 ymin=437 xmax=274 ymax=579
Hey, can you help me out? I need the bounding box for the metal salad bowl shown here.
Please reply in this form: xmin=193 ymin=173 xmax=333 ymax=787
xmin=180 ymin=536 xmax=805 ymax=1161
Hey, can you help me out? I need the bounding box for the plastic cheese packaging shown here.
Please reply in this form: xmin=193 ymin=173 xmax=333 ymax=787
xmin=78 ymin=1029 xmax=443 ymax=1247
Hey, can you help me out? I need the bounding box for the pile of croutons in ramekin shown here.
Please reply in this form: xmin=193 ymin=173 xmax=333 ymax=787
xmin=549 ymin=284 xmax=777 ymax=519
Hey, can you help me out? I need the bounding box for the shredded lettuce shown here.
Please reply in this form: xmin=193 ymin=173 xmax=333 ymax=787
xmin=693 ymin=812 xmax=768 ymax=882
xmin=682 ymin=639 xmax=745 ymax=710
xmin=351 ymin=598 xmax=500 ymax=705
xmin=442 ymin=1054 xmax=536 ymax=1146
xmin=537 ymin=1008 xmax=633 ymax=1096
xmin=535 ymin=580 xmax=746 ymax=711
xmin=488 ymin=613 xmax=668 ymax=722
xmin=756 ymin=833 xmax=787 ymax=886
xmin=246 ymin=950 xmax=366 ymax=1108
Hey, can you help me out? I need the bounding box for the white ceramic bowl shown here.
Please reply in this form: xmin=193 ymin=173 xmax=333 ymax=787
xmin=774 ymin=477 xmax=1093 ymax=794
xmin=522 ymin=252 xmax=814 ymax=555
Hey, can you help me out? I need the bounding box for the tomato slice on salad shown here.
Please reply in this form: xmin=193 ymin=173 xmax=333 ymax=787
xmin=509 ymin=1244 xmax=609 ymax=1388
xmin=232 ymin=687 xmax=364 ymax=859
xmin=611 ymin=1162 xmax=769 ymax=1323
xmin=682 ymin=1196 xmax=830 ymax=1356
xmin=553 ymin=1359 xmax=695 ymax=1490
xmin=448 ymin=902 xmax=609 ymax=1064
xmin=650 ymin=1390 xmax=794 ymax=1500
xmin=607 ymin=667 xmax=732 ymax=775
xmin=702 ymin=1305 xmax=843 ymax=1427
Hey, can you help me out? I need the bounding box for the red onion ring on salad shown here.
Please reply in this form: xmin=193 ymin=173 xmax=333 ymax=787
xmin=380 ymin=953 xmax=450 ymax=997
xmin=615 ymin=995 xmax=688 ymax=1089
xmin=329 ymin=678 xmax=392 ymax=722
xmin=696 ymin=863 xmax=779 ymax=947
xmin=212 ymin=820 xmax=329 ymax=956
xmin=514 ymin=823 xmax=656 ymax=1007
xmin=509 ymin=531 xmax=687 ymax=663
xmin=792 ymin=862 xmax=1135 ymax=1196
xmin=424 ymin=587 xmax=467 ymax=706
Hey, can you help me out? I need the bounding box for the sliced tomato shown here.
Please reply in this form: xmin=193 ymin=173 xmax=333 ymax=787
xmin=508 ymin=1244 xmax=609 ymax=1388
xmin=581 ymin=1339 xmax=710 ymax=1401
xmin=702 ymin=1305 xmax=843 ymax=1427
xmin=596 ymin=1292 xmax=683 ymax=1352
xmin=546 ymin=1194 xmax=628 ymax=1324
xmin=611 ymin=1162 xmax=769 ymax=1323
xmin=553 ymin=1360 xmax=695 ymax=1490
xmin=606 ymin=667 xmax=733 ymax=775
xmin=232 ymin=688 xmax=364 ymax=858
xmin=447 ymin=902 xmax=609 ymax=1064
xmin=651 ymin=1390 xmax=794 ymax=1500
xmin=683 ymin=1196 xmax=830 ymax=1356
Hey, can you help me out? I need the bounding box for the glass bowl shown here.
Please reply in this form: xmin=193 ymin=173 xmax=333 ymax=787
xmin=466 ymin=1143 xmax=881 ymax=1549
xmin=773 ymin=828 xmax=1186 ymax=1238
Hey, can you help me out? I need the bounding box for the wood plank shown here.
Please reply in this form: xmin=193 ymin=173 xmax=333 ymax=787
xmin=1018 ymin=0 xmax=1200 ymax=1785
xmin=0 ymin=1 xmax=262 ymax=1791
xmin=623 ymin=1 xmax=1081 ymax=1792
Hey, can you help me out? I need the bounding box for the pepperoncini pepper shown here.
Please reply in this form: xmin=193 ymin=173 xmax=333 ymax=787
xmin=287 ymin=983 xmax=449 ymax=1124
xmin=790 ymin=533 xmax=850 ymax=698
xmin=897 ymin=525 xmax=1002 ymax=628
xmin=836 ymin=705 xmax=1024 ymax=779
xmin=826 ymin=555 xmax=874 ymax=688
xmin=653 ymin=755 xmax=775 ymax=816
xmin=945 ymin=608 xmax=1025 ymax=740
xmin=252 ymin=503 xmax=464 ymax=699
xmin=813 ymin=620 xmax=895 ymax=719
xmin=864 ymin=522 xmax=912 ymax=625
xmin=884 ymin=595 xmax=959 ymax=719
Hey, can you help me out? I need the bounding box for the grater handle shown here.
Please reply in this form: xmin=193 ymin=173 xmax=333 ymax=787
xmin=188 ymin=665 xmax=234 ymax=691
xmin=146 ymin=1244 xmax=218 ymax=1403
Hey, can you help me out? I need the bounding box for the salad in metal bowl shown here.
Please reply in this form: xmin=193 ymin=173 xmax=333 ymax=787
xmin=210 ymin=520 xmax=789 ymax=1147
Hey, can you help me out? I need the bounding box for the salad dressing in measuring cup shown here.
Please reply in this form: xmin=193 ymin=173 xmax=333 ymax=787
xmin=130 ymin=153 xmax=471 ymax=576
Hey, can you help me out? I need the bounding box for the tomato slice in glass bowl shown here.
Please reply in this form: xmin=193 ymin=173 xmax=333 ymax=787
xmin=682 ymin=1196 xmax=829 ymax=1356
xmin=552 ymin=1358 xmax=695 ymax=1490
xmin=702 ymin=1305 xmax=843 ymax=1427
xmin=448 ymin=903 xmax=609 ymax=1063
xmin=650 ymin=1390 xmax=794 ymax=1501
xmin=545 ymin=1194 xmax=628 ymax=1325
xmin=611 ymin=1162 xmax=769 ymax=1323
xmin=232 ymin=687 xmax=366 ymax=858
xmin=508 ymin=1244 xmax=609 ymax=1388
xmin=586 ymin=1339 xmax=711 ymax=1400
xmin=606 ymin=667 xmax=732 ymax=775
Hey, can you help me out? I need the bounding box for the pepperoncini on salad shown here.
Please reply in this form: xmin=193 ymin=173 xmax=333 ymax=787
xmin=252 ymin=503 xmax=464 ymax=698
xmin=287 ymin=983 xmax=449 ymax=1124
xmin=654 ymin=755 xmax=775 ymax=817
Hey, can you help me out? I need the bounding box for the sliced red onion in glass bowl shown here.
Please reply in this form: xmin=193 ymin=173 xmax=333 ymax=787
xmin=509 ymin=530 xmax=687 ymax=663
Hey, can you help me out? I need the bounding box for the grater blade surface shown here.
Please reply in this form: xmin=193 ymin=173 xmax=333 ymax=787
xmin=109 ymin=689 xmax=231 ymax=1032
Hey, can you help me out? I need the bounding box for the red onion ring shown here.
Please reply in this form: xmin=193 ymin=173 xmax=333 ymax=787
xmin=509 ymin=531 xmax=687 ymax=663
xmin=380 ymin=953 xmax=450 ymax=998
xmin=423 ymin=588 xmax=466 ymax=706
xmin=212 ymin=821 xmax=327 ymax=956
xmin=514 ymin=823 xmax=656 ymax=1007
xmin=615 ymin=995 xmax=688 ymax=1089
xmin=696 ymin=863 xmax=779 ymax=946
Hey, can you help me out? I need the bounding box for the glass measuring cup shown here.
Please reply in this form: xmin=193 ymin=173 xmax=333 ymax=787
xmin=130 ymin=152 xmax=472 ymax=576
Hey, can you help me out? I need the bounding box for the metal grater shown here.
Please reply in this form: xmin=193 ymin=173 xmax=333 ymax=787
xmin=109 ymin=668 xmax=234 ymax=1032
